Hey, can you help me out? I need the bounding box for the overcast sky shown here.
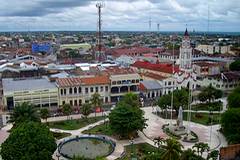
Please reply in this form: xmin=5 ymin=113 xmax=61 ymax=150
xmin=0 ymin=0 xmax=239 ymax=32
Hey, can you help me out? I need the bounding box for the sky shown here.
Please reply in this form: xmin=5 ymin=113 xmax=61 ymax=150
xmin=0 ymin=0 xmax=239 ymax=32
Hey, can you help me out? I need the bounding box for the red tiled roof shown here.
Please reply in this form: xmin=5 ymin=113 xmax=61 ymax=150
xmin=107 ymin=47 xmax=163 ymax=57
xmin=56 ymin=75 xmax=110 ymax=87
xmin=81 ymin=76 xmax=110 ymax=85
xmin=194 ymin=62 xmax=221 ymax=67
xmin=56 ymin=77 xmax=82 ymax=87
xmin=132 ymin=61 xmax=179 ymax=74
xmin=105 ymin=66 xmax=136 ymax=75
xmin=220 ymin=144 xmax=240 ymax=160
xmin=141 ymin=72 xmax=167 ymax=80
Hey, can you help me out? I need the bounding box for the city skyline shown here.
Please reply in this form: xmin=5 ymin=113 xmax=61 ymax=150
xmin=0 ymin=0 xmax=239 ymax=32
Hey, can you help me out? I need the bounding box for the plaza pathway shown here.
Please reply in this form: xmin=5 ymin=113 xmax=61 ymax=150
xmin=0 ymin=104 xmax=228 ymax=160
xmin=141 ymin=107 xmax=228 ymax=151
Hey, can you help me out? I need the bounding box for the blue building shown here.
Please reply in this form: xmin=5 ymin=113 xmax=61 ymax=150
xmin=32 ymin=42 xmax=52 ymax=53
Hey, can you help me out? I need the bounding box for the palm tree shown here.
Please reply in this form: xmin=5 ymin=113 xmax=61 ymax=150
xmin=62 ymin=103 xmax=72 ymax=120
xmin=40 ymin=108 xmax=49 ymax=122
xmin=9 ymin=102 xmax=40 ymax=126
xmin=161 ymin=138 xmax=183 ymax=160
xmin=80 ymin=103 xmax=92 ymax=120
xmin=90 ymin=93 xmax=102 ymax=117
xmin=153 ymin=136 xmax=165 ymax=149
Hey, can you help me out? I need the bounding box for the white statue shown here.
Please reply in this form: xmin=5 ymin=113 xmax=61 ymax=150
xmin=177 ymin=106 xmax=183 ymax=128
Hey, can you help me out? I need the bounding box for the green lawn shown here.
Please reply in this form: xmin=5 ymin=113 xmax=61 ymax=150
xmin=183 ymin=112 xmax=221 ymax=125
xmin=157 ymin=111 xmax=221 ymax=126
xmin=51 ymin=132 xmax=71 ymax=140
xmin=82 ymin=123 xmax=113 ymax=136
xmin=191 ymin=101 xmax=223 ymax=111
xmin=48 ymin=116 xmax=105 ymax=130
xmin=117 ymin=143 xmax=162 ymax=160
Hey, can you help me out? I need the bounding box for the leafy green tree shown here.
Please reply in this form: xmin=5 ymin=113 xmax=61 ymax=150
xmin=158 ymin=88 xmax=188 ymax=115
xmin=161 ymin=138 xmax=183 ymax=160
xmin=180 ymin=148 xmax=204 ymax=160
xmin=158 ymin=94 xmax=171 ymax=117
xmin=207 ymin=150 xmax=219 ymax=160
xmin=9 ymin=102 xmax=40 ymax=126
xmin=80 ymin=103 xmax=92 ymax=119
xmin=62 ymin=103 xmax=72 ymax=120
xmin=109 ymin=103 xmax=147 ymax=139
xmin=198 ymin=85 xmax=223 ymax=103
xmin=118 ymin=92 xmax=140 ymax=108
xmin=229 ymin=59 xmax=240 ymax=71
xmin=173 ymin=89 xmax=189 ymax=113
xmin=40 ymin=108 xmax=49 ymax=122
xmin=221 ymin=108 xmax=240 ymax=144
xmin=227 ymin=87 xmax=240 ymax=108
xmin=0 ymin=121 xmax=57 ymax=160
xmin=91 ymin=93 xmax=102 ymax=117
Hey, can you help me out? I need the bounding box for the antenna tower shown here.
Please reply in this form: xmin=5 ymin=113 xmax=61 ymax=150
xmin=149 ymin=17 xmax=152 ymax=31
xmin=157 ymin=23 xmax=160 ymax=32
xmin=96 ymin=2 xmax=104 ymax=61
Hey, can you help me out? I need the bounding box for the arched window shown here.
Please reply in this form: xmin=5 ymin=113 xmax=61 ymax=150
xmin=69 ymin=88 xmax=73 ymax=94
xmin=74 ymin=87 xmax=77 ymax=94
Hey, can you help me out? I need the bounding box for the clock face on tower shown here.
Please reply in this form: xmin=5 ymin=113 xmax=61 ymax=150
xmin=183 ymin=40 xmax=190 ymax=47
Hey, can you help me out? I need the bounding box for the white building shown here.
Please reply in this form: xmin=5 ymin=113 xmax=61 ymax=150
xmin=195 ymin=44 xmax=231 ymax=54
xmin=2 ymin=77 xmax=58 ymax=110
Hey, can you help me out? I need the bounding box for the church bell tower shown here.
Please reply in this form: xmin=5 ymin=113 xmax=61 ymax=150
xmin=179 ymin=28 xmax=192 ymax=72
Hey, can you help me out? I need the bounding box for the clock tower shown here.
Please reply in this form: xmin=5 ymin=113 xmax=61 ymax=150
xmin=179 ymin=28 xmax=192 ymax=72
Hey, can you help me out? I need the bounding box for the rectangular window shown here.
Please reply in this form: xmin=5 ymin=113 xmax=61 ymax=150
xmin=70 ymin=100 xmax=73 ymax=106
xmin=64 ymin=89 xmax=66 ymax=95
xmin=85 ymin=88 xmax=88 ymax=94
xmin=105 ymin=86 xmax=108 ymax=92
xmin=90 ymin=87 xmax=94 ymax=92
xmin=62 ymin=101 xmax=65 ymax=105
xmin=105 ymin=97 xmax=108 ymax=103
xmin=96 ymin=87 xmax=98 ymax=93
xmin=60 ymin=89 xmax=63 ymax=95
xmin=100 ymin=86 xmax=103 ymax=92
xmin=74 ymin=100 xmax=78 ymax=106
xmin=79 ymin=99 xmax=82 ymax=106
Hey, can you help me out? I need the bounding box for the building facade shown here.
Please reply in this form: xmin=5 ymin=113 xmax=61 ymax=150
xmin=56 ymin=75 xmax=111 ymax=106
xmin=2 ymin=77 xmax=58 ymax=110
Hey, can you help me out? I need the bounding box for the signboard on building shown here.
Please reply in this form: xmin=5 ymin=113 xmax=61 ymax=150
xmin=32 ymin=42 xmax=51 ymax=53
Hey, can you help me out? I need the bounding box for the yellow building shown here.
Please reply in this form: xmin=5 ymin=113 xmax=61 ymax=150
xmin=2 ymin=77 xmax=58 ymax=110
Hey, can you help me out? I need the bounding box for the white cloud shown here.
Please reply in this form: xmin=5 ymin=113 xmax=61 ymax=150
xmin=0 ymin=0 xmax=239 ymax=31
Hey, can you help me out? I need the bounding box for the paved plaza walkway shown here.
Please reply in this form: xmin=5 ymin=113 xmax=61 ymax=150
xmin=142 ymin=107 xmax=228 ymax=150
xmin=0 ymin=105 xmax=228 ymax=160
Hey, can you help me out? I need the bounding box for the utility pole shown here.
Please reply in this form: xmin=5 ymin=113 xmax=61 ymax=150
xmin=157 ymin=23 xmax=160 ymax=32
xmin=149 ymin=17 xmax=152 ymax=32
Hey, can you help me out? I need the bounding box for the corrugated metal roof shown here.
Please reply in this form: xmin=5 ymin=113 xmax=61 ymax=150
xmin=141 ymin=80 xmax=162 ymax=90
xmin=2 ymin=77 xmax=57 ymax=93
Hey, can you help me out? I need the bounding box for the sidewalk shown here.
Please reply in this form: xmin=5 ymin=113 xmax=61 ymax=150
xmin=43 ymin=111 xmax=110 ymax=123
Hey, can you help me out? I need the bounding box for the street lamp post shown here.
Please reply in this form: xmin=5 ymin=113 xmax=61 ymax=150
xmin=209 ymin=108 xmax=213 ymax=148
xmin=56 ymin=152 xmax=60 ymax=160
